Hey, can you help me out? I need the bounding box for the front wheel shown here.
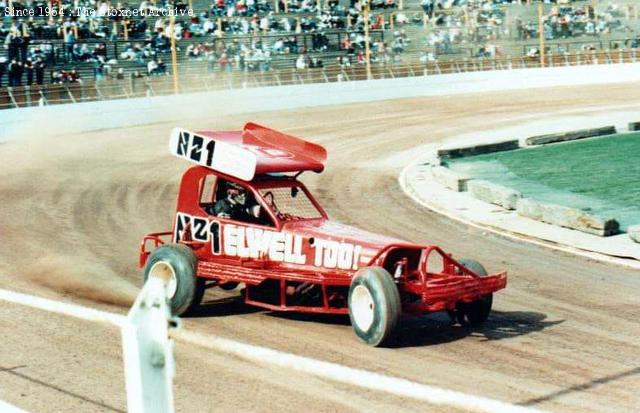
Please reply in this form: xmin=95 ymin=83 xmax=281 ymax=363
xmin=144 ymin=243 xmax=204 ymax=316
xmin=348 ymin=266 xmax=401 ymax=347
xmin=456 ymin=258 xmax=492 ymax=326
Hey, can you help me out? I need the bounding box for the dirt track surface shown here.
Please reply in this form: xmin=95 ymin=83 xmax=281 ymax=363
xmin=1 ymin=83 xmax=640 ymax=413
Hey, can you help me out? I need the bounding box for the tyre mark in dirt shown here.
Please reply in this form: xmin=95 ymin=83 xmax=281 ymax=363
xmin=1 ymin=366 xmax=125 ymax=413
xmin=520 ymin=366 xmax=640 ymax=407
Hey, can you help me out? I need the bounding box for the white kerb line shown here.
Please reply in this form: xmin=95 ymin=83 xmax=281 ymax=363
xmin=0 ymin=400 xmax=30 ymax=413
xmin=170 ymin=329 xmax=547 ymax=413
xmin=0 ymin=287 xmax=546 ymax=413
xmin=0 ymin=288 xmax=127 ymax=328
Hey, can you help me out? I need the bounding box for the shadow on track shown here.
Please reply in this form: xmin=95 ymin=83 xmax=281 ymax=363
xmin=393 ymin=310 xmax=564 ymax=348
xmin=183 ymin=286 xmax=562 ymax=348
xmin=187 ymin=295 xmax=262 ymax=318
xmin=266 ymin=309 xmax=562 ymax=348
xmin=266 ymin=311 xmax=352 ymax=326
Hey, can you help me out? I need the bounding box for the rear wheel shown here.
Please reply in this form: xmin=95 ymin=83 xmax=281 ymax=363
xmin=348 ymin=267 xmax=401 ymax=347
xmin=456 ymin=258 xmax=492 ymax=326
xmin=144 ymin=244 xmax=204 ymax=316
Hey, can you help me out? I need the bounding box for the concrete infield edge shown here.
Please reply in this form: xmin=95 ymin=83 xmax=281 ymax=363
xmin=400 ymin=162 xmax=640 ymax=269
xmin=400 ymin=117 xmax=640 ymax=268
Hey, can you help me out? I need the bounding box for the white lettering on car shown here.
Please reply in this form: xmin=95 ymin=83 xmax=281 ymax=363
xmin=214 ymin=219 xmax=305 ymax=264
xmin=223 ymin=224 xmax=238 ymax=256
xmin=174 ymin=213 xmax=362 ymax=269
xmin=313 ymin=239 xmax=363 ymax=270
xmin=269 ymin=232 xmax=286 ymax=262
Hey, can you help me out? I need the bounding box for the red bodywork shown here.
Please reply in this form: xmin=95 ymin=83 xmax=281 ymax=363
xmin=140 ymin=124 xmax=507 ymax=316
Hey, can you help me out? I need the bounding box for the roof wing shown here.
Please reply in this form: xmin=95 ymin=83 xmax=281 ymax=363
xmin=169 ymin=123 xmax=327 ymax=181
xmin=169 ymin=127 xmax=257 ymax=181
xmin=241 ymin=122 xmax=327 ymax=175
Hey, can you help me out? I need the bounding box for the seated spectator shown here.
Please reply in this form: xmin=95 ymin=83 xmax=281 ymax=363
xmin=68 ymin=69 xmax=81 ymax=83
xmin=218 ymin=52 xmax=231 ymax=71
xmin=51 ymin=70 xmax=63 ymax=84
xmin=309 ymin=57 xmax=323 ymax=68
xmin=371 ymin=14 xmax=384 ymax=30
xmin=395 ymin=12 xmax=408 ymax=26
xmin=337 ymin=54 xmax=350 ymax=68
xmin=233 ymin=0 xmax=244 ymax=15
xmin=120 ymin=43 xmax=137 ymax=60
xmin=419 ymin=51 xmax=435 ymax=63
xmin=340 ymin=33 xmax=354 ymax=54
xmin=246 ymin=0 xmax=256 ymax=14
xmin=300 ymin=0 xmax=315 ymax=13
xmin=211 ymin=0 xmax=225 ymax=16
xmin=94 ymin=60 xmax=106 ymax=81
xmin=295 ymin=54 xmax=307 ymax=69
xmin=0 ymin=57 xmax=6 ymax=87
xmin=421 ymin=0 xmax=433 ymax=17
xmin=73 ymin=44 xmax=94 ymax=62
xmin=147 ymin=59 xmax=157 ymax=75
xmin=156 ymin=59 xmax=167 ymax=74
xmin=24 ymin=59 xmax=34 ymax=86
xmin=34 ymin=57 xmax=45 ymax=85
xmin=93 ymin=44 xmax=108 ymax=61
xmin=152 ymin=33 xmax=171 ymax=52
xmin=202 ymin=16 xmax=216 ymax=34
xmin=272 ymin=37 xmax=285 ymax=53
xmin=371 ymin=0 xmax=384 ymax=10
xmin=526 ymin=47 xmax=540 ymax=58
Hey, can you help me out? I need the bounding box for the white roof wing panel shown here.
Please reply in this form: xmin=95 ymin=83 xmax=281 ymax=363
xmin=169 ymin=128 xmax=257 ymax=181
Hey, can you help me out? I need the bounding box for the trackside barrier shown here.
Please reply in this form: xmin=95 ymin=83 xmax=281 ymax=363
xmin=0 ymin=277 xmax=175 ymax=413
xmin=4 ymin=48 xmax=640 ymax=110
xmin=0 ymin=283 xmax=547 ymax=413
xmin=122 ymin=278 xmax=176 ymax=413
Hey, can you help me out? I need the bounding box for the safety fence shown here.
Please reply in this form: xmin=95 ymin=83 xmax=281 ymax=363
xmin=16 ymin=29 xmax=387 ymax=65
xmin=2 ymin=47 xmax=639 ymax=110
xmin=0 ymin=279 xmax=545 ymax=413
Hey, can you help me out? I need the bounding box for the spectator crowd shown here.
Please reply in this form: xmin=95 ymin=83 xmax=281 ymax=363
xmin=1 ymin=0 xmax=640 ymax=88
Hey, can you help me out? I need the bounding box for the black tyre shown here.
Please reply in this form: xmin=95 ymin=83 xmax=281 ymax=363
xmin=144 ymin=244 xmax=204 ymax=316
xmin=348 ymin=266 xmax=401 ymax=347
xmin=456 ymin=258 xmax=493 ymax=326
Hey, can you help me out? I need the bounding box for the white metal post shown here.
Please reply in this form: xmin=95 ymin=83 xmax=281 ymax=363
xmin=122 ymin=277 xmax=176 ymax=413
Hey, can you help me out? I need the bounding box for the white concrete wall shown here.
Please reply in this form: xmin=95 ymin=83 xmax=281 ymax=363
xmin=2 ymin=62 xmax=640 ymax=142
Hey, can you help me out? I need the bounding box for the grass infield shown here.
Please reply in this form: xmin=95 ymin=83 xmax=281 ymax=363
xmin=449 ymin=133 xmax=640 ymax=231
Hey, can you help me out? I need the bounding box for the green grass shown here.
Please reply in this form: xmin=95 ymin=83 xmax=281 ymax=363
xmin=448 ymin=133 xmax=640 ymax=231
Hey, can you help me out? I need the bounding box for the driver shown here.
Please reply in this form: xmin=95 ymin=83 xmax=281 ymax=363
xmin=207 ymin=181 xmax=260 ymax=222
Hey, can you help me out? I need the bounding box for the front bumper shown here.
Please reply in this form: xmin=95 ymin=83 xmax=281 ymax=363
xmin=401 ymin=271 xmax=507 ymax=313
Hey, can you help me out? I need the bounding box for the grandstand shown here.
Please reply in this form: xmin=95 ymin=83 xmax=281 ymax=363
xmin=2 ymin=0 xmax=640 ymax=108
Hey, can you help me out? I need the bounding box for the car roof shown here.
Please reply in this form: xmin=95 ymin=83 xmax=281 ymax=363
xmin=170 ymin=123 xmax=327 ymax=181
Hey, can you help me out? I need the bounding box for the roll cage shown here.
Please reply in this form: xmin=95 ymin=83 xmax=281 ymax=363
xmin=180 ymin=166 xmax=328 ymax=230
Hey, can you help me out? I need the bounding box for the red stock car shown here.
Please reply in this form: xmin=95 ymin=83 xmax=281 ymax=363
xmin=139 ymin=123 xmax=507 ymax=346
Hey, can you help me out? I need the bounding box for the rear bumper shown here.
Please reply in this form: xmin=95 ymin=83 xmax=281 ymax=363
xmin=401 ymin=272 xmax=507 ymax=313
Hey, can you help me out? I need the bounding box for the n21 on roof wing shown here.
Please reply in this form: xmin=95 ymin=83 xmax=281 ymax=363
xmin=169 ymin=123 xmax=327 ymax=181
